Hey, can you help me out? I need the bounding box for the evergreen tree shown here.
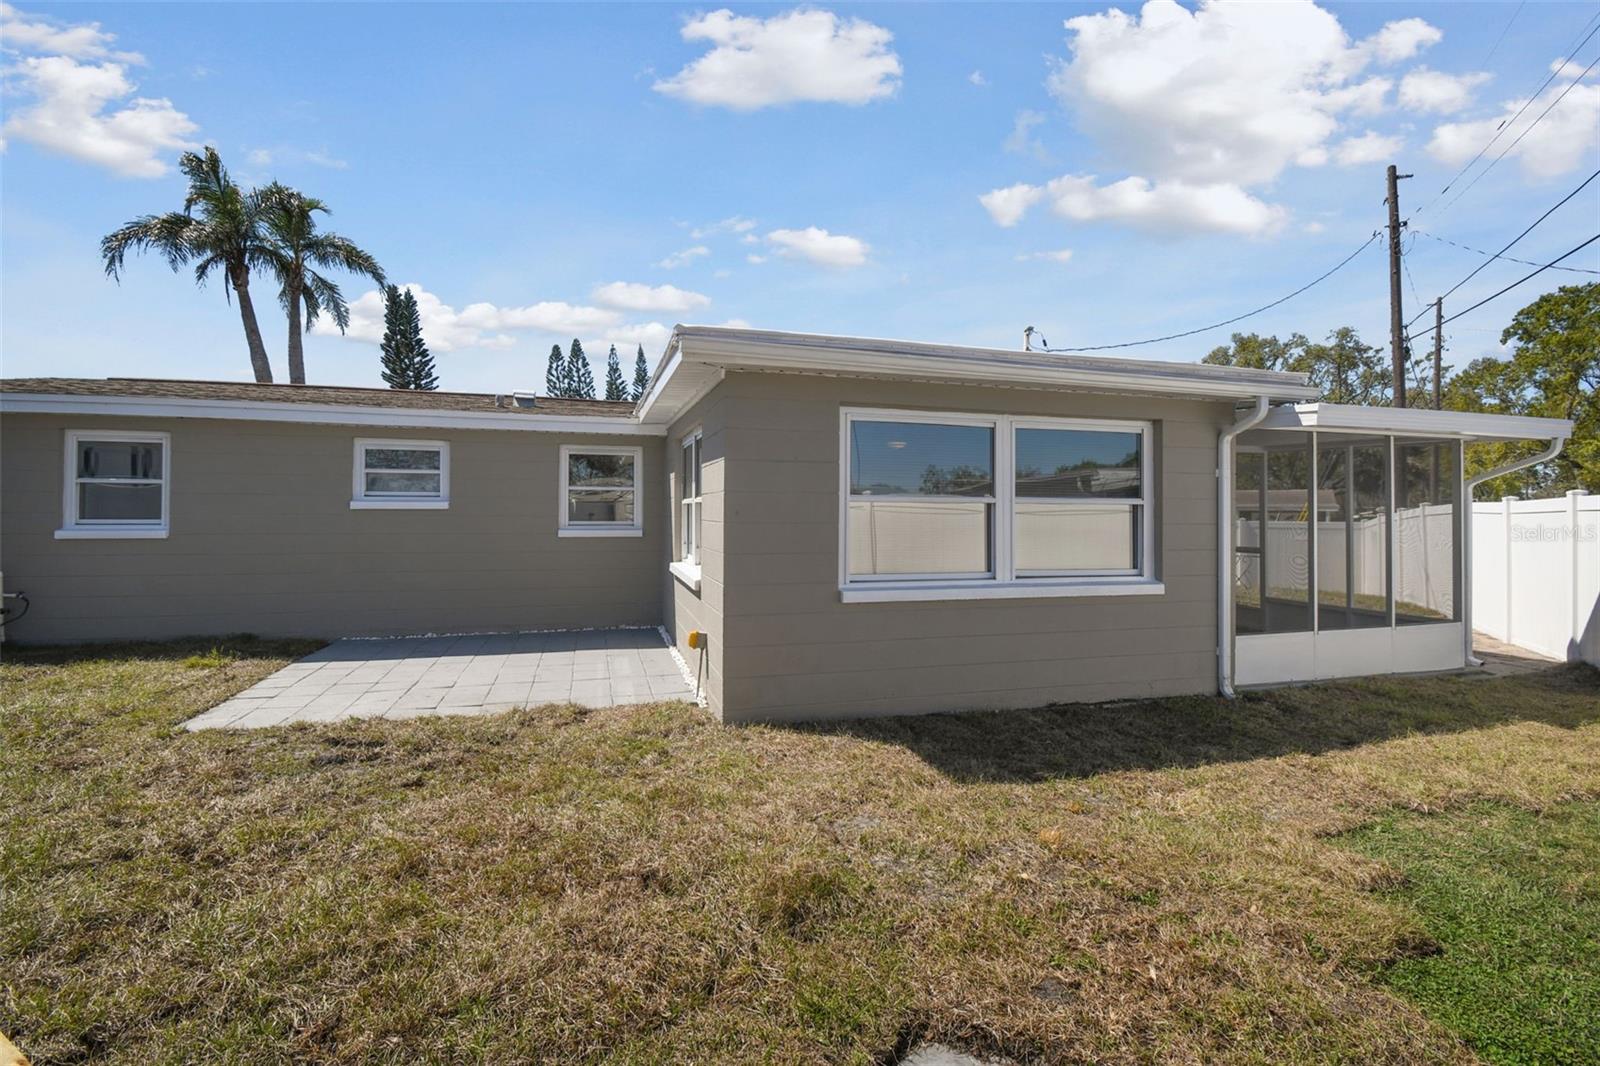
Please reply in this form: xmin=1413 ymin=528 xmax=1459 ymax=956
xmin=567 ymin=338 xmax=596 ymax=399
xmin=632 ymin=344 xmax=650 ymax=400
xmin=545 ymin=344 xmax=565 ymax=397
xmin=604 ymin=344 xmax=628 ymax=400
xmin=378 ymin=285 xmax=438 ymax=390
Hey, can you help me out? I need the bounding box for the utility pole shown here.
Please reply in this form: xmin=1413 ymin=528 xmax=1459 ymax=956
xmin=1386 ymin=164 xmax=1412 ymax=408
xmin=1432 ymin=298 xmax=1443 ymax=410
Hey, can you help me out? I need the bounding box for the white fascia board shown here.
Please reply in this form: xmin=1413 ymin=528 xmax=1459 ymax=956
xmin=0 ymin=392 xmax=666 ymax=436
xmin=1259 ymin=402 xmax=1574 ymax=441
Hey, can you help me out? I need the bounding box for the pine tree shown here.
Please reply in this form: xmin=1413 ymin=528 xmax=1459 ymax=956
xmin=379 ymin=285 xmax=438 ymax=390
xmin=632 ymin=344 xmax=649 ymax=400
xmin=545 ymin=344 xmax=565 ymax=397
xmin=567 ymin=338 xmax=596 ymax=399
xmin=604 ymin=344 xmax=627 ymax=400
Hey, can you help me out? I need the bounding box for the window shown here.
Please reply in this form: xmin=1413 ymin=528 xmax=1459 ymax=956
xmin=680 ymin=431 xmax=703 ymax=564
xmin=559 ymin=445 xmax=642 ymax=536
xmin=352 ymin=439 xmax=449 ymax=508
xmin=840 ymin=409 xmax=1158 ymax=601
xmin=58 ymin=430 xmax=170 ymax=539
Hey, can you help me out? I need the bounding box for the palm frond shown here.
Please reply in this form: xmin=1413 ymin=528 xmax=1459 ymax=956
xmin=100 ymin=213 xmax=194 ymax=280
xmin=303 ymin=270 xmax=348 ymax=332
xmin=303 ymin=233 xmax=386 ymax=286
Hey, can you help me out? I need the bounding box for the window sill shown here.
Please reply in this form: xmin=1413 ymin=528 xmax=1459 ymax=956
xmin=350 ymin=499 xmax=449 ymax=510
xmin=55 ymin=527 xmax=169 ymax=540
xmin=670 ymin=560 xmax=703 ymax=592
xmin=839 ymin=578 xmax=1165 ymax=603
xmin=558 ymin=526 xmax=644 ymax=538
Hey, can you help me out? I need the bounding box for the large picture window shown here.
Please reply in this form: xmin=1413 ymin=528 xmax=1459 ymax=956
xmin=560 ymin=445 xmax=643 ymax=536
xmin=352 ymin=439 xmax=449 ymax=509
xmin=840 ymin=409 xmax=1157 ymax=601
xmin=58 ymin=429 xmax=170 ymax=539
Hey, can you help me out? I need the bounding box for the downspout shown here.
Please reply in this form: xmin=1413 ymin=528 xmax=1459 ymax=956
xmin=1460 ymin=434 xmax=1569 ymax=666
xmin=1217 ymin=395 xmax=1273 ymax=697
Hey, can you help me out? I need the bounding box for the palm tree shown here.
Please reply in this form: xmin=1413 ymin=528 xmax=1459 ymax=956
xmin=257 ymin=184 xmax=386 ymax=384
xmin=101 ymin=147 xmax=277 ymax=383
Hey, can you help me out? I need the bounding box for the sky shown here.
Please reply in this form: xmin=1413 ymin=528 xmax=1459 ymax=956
xmin=2 ymin=1 xmax=1597 ymax=395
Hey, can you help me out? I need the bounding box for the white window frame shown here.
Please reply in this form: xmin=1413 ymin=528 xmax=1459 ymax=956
xmin=838 ymin=407 xmax=1162 ymax=603
xmin=671 ymin=428 xmax=704 ymax=589
xmin=559 ymin=444 xmax=644 ymax=537
xmin=351 ymin=438 xmax=450 ymax=509
xmin=57 ymin=429 xmax=171 ymax=539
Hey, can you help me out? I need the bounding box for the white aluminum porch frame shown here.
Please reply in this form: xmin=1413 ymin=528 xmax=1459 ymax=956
xmin=1232 ymin=429 xmax=1466 ymax=687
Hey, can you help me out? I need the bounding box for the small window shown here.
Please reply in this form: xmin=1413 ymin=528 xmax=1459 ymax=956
xmin=560 ymin=445 xmax=643 ymax=537
xmin=352 ymin=439 xmax=449 ymax=509
xmin=681 ymin=430 xmax=703 ymax=564
xmin=58 ymin=430 xmax=170 ymax=538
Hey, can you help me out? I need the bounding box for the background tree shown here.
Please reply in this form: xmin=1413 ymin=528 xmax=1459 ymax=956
xmin=378 ymin=286 xmax=438 ymax=390
xmin=101 ymin=147 xmax=276 ymax=383
xmin=1445 ymin=283 xmax=1598 ymax=497
xmin=546 ymin=344 xmax=565 ymax=397
xmin=567 ymin=338 xmax=596 ymax=399
xmin=604 ymin=344 xmax=628 ymax=400
xmin=1205 ymin=327 xmax=1390 ymax=405
xmin=257 ymin=184 xmax=386 ymax=384
xmin=632 ymin=344 xmax=650 ymax=400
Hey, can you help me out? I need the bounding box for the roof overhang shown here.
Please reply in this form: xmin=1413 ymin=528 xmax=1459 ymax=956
xmin=0 ymin=392 xmax=665 ymax=436
xmin=636 ymin=325 xmax=1318 ymax=426
xmin=1255 ymin=402 xmax=1574 ymax=443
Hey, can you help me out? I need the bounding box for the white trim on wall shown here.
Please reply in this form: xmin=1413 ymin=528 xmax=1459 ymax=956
xmin=57 ymin=428 xmax=171 ymax=540
xmin=559 ymin=444 xmax=645 ymax=537
xmin=837 ymin=406 xmax=1158 ymax=602
xmin=351 ymin=438 xmax=451 ymax=509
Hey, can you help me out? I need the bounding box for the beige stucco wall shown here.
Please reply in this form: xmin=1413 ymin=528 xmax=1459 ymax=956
xmin=662 ymin=384 xmax=727 ymax=718
xmin=0 ymin=413 xmax=665 ymax=643
xmin=713 ymin=371 xmax=1232 ymax=723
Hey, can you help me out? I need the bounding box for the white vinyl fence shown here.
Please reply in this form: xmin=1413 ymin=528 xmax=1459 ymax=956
xmin=1471 ymin=491 xmax=1600 ymax=665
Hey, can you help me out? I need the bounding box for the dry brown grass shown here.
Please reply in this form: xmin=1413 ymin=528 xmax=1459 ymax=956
xmin=2 ymin=637 xmax=1598 ymax=1064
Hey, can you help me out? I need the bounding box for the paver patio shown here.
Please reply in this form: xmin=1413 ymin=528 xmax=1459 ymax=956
xmin=184 ymin=627 xmax=697 ymax=730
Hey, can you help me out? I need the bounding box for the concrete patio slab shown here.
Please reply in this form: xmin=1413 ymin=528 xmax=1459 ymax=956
xmin=186 ymin=627 xmax=698 ymax=730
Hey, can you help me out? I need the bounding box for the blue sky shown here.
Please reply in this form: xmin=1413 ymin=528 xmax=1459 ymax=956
xmin=3 ymin=1 xmax=1597 ymax=394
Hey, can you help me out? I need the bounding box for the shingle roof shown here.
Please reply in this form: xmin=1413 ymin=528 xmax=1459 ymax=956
xmin=0 ymin=377 xmax=637 ymax=418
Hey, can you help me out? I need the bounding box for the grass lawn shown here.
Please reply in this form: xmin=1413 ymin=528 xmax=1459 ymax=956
xmin=2 ymin=637 xmax=1598 ymax=1064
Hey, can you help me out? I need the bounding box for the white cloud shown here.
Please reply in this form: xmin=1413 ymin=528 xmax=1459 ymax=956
xmin=1428 ymin=82 xmax=1600 ymax=179
xmin=0 ymin=3 xmax=143 ymax=62
xmin=1015 ymin=249 xmax=1074 ymax=264
xmin=1003 ymin=109 xmax=1049 ymax=161
xmin=690 ymin=215 xmax=757 ymax=239
xmin=968 ymin=70 xmax=987 ymax=87
xmin=656 ymin=245 xmax=711 ymax=269
xmin=1333 ymin=130 xmax=1404 ymax=166
xmin=982 ymin=174 xmax=1287 ymax=237
xmin=318 ymin=285 xmax=622 ymax=351
xmin=1367 ymin=17 xmax=1442 ymax=64
xmin=765 ymin=226 xmax=869 ymax=267
xmin=979 ymin=182 xmax=1045 ymax=227
xmin=746 ymin=254 xmax=767 ymax=264
xmin=604 ymin=321 xmax=673 ymax=352
xmin=1398 ymin=68 xmax=1490 ymax=114
xmin=653 ymin=8 xmax=902 ymax=109
xmin=2 ymin=55 xmax=196 ymax=178
xmin=591 ymin=281 xmax=711 ymax=313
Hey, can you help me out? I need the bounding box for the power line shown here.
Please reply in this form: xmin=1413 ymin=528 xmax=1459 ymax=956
xmin=1480 ymin=1 xmax=1527 ymax=69
xmin=1025 ymin=230 xmax=1381 ymax=353
xmin=1411 ymin=232 xmax=1600 ymax=342
xmin=1410 ymin=230 xmax=1600 ymax=277
xmin=1411 ymin=10 xmax=1600 ymax=219
xmin=1435 ymin=49 xmax=1600 ymax=217
xmin=1406 ymin=167 xmax=1600 ymax=328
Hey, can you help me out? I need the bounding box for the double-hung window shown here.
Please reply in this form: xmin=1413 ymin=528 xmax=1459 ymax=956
xmin=58 ymin=430 xmax=170 ymax=538
xmin=840 ymin=409 xmax=1157 ymax=601
xmin=352 ymin=439 xmax=449 ymax=508
xmin=560 ymin=445 xmax=643 ymax=536
xmin=680 ymin=431 xmax=703 ymax=565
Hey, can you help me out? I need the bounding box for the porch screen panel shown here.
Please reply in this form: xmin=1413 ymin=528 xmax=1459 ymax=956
xmin=1233 ymin=451 xmax=1265 ymax=635
xmin=1318 ymin=440 xmax=1390 ymax=630
xmin=1395 ymin=440 xmax=1460 ymax=624
xmin=1262 ymin=446 xmax=1312 ymax=632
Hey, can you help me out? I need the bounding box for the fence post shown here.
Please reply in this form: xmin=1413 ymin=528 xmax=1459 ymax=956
xmin=1502 ymin=496 xmax=1517 ymax=646
xmin=1571 ymin=489 xmax=1588 ymax=662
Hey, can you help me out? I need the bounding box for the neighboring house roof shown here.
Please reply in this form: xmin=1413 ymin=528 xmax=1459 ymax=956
xmin=637 ymin=324 xmax=1322 ymax=426
xmin=0 ymin=377 xmax=649 ymax=435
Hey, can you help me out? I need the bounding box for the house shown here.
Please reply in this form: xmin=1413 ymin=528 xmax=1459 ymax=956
xmin=0 ymin=325 xmax=1574 ymax=723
